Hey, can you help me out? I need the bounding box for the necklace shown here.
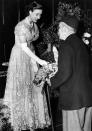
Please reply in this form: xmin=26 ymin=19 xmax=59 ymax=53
xmin=25 ymin=17 xmax=33 ymax=28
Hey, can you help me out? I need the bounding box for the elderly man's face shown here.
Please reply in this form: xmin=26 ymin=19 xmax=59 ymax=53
xmin=58 ymin=22 xmax=66 ymax=40
xmin=58 ymin=22 xmax=75 ymax=40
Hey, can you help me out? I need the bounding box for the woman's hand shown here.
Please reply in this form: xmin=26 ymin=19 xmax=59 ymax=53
xmin=39 ymin=59 xmax=48 ymax=66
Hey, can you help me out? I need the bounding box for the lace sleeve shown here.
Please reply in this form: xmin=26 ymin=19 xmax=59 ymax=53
xmin=14 ymin=24 xmax=27 ymax=46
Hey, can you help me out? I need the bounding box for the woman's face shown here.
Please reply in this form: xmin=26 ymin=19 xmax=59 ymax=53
xmin=29 ymin=9 xmax=42 ymax=23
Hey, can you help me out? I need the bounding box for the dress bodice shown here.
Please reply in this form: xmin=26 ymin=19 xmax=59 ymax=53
xmin=14 ymin=18 xmax=39 ymax=48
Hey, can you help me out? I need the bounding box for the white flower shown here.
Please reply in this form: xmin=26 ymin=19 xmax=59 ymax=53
xmin=82 ymin=38 xmax=89 ymax=45
xmin=83 ymin=32 xmax=91 ymax=38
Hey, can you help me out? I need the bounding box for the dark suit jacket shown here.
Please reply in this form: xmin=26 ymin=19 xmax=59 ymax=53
xmin=51 ymin=34 xmax=92 ymax=110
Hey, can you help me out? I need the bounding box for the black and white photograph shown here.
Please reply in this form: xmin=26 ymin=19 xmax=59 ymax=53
xmin=0 ymin=0 xmax=92 ymax=131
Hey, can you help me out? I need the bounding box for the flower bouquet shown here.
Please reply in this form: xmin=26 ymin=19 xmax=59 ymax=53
xmin=33 ymin=63 xmax=58 ymax=91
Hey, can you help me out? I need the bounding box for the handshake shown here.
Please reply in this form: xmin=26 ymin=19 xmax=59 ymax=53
xmin=33 ymin=63 xmax=58 ymax=87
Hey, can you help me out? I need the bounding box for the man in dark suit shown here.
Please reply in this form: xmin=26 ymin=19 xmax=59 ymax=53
xmin=51 ymin=16 xmax=92 ymax=131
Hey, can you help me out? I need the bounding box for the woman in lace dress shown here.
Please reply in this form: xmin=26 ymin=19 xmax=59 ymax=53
xmin=3 ymin=1 xmax=51 ymax=131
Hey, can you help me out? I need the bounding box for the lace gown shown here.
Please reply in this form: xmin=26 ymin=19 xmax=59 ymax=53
xmin=3 ymin=18 xmax=51 ymax=131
